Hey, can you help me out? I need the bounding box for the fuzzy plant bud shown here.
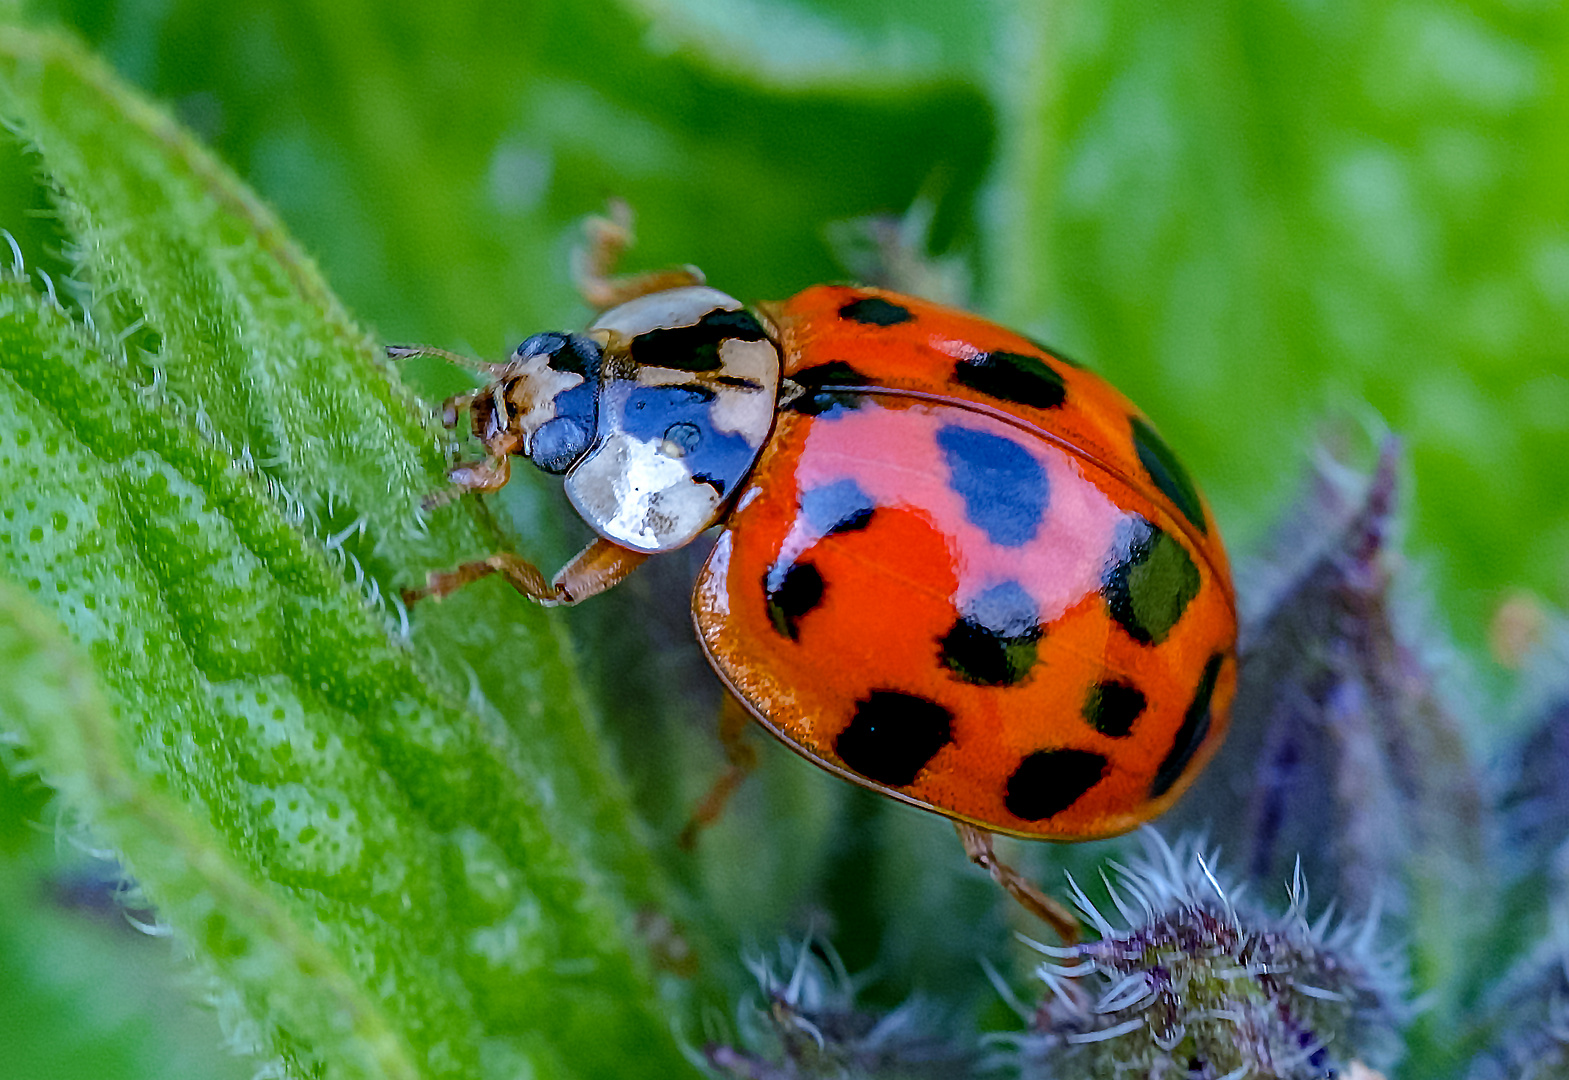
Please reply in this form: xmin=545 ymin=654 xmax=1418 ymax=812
xmin=1162 ymin=435 xmax=1489 ymax=997
xmin=704 ymin=938 xmax=972 ymax=1080
xmin=1498 ymin=614 xmax=1569 ymax=913
xmin=1475 ymin=616 xmax=1569 ymax=1080
xmin=1007 ymin=833 xmax=1405 ymax=1080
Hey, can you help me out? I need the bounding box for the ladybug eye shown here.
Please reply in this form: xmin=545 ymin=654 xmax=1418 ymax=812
xmin=529 ymin=416 xmax=594 ymax=474
xmin=514 ymin=330 xmax=572 ymax=359
xmin=494 ymin=333 xmax=604 ymax=476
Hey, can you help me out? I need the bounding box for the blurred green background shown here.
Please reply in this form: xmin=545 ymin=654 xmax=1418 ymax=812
xmin=0 ymin=1 xmax=1564 ymax=1076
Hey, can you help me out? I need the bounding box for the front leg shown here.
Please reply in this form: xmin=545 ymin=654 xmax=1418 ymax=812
xmin=403 ymin=536 xmax=649 ymax=607
xmin=420 ymin=453 xmax=512 ymax=512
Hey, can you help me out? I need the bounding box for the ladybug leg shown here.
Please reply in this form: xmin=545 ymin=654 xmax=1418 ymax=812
xmin=574 ymin=199 xmax=706 ymax=311
xmin=436 ymin=388 xmax=484 ymax=431
xmin=387 ymin=345 xmax=520 ymax=509
xmin=677 ymin=694 xmax=759 ymax=850
xmin=546 ymin=537 xmax=651 ymax=603
xmin=417 ymin=452 xmax=512 ymax=512
xmin=954 ymin=823 xmax=1081 ymax=944
xmin=404 ymin=536 xmax=648 ymax=607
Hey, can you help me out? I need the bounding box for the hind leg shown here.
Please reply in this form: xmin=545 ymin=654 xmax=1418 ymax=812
xmin=678 ymin=694 xmax=760 ymax=850
xmin=955 ymin=823 xmax=1081 ymax=943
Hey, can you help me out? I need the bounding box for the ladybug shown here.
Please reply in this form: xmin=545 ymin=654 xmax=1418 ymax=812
xmin=396 ymin=222 xmax=1237 ymax=937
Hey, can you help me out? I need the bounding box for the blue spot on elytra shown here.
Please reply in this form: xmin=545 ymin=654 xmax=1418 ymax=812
xmin=800 ymin=479 xmax=876 ymax=536
xmin=966 ymin=581 xmax=1040 ymax=637
xmin=936 ymin=425 xmax=1048 ymax=547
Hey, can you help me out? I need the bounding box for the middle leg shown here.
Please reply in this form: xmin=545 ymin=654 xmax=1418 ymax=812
xmin=574 ymin=200 xmax=707 ymax=311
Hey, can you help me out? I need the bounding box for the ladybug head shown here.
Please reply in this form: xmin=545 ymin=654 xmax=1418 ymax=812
xmin=458 ymin=284 xmax=782 ymax=554
xmin=473 ymin=330 xmax=605 ymax=475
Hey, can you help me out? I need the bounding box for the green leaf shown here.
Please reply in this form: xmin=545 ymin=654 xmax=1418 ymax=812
xmin=995 ymin=0 xmax=1569 ymax=646
xmin=0 ymin=25 xmax=692 ymax=1080
xmin=4 ymin=5 xmax=1568 ymax=1078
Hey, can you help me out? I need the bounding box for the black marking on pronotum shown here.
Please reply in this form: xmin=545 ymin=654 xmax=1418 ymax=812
xmin=955 ymin=351 xmax=1067 ymax=410
xmin=799 ymin=479 xmax=876 ymax=536
xmin=936 ymin=425 xmax=1049 ymax=547
xmin=629 ymin=384 xmax=716 ymax=408
xmin=939 ymin=581 xmax=1043 ymax=687
xmin=764 ymin=560 xmax=824 ymax=641
xmin=1149 ymin=653 xmax=1223 ymax=799
xmin=1083 ymin=680 xmax=1146 ymax=738
xmin=629 ymin=308 xmax=768 ymax=372
xmin=712 ymin=375 xmax=766 ymax=389
xmin=1131 ymin=416 xmax=1207 ymax=535
xmin=838 ymin=296 xmax=913 ymax=327
xmin=835 ymin=691 xmax=953 ymax=788
xmin=786 ymin=360 xmax=869 ymax=416
xmin=690 ymin=472 xmax=727 ymax=496
xmin=1005 ymin=749 xmax=1108 ymax=821
xmin=1102 ymin=516 xmax=1200 ymax=645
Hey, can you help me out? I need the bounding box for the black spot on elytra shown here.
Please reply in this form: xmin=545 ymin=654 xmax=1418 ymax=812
xmin=1005 ymin=749 xmax=1108 ymax=821
xmin=1150 ymin=653 xmax=1224 ymax=799
xmin=835 ymin=691 xmax=953 ymax=788
xmin=937 ymin=425 xmax=1048 ymax=547
xmin=940 ymin=581 xmax=1042 ymax=686
xmin=1102 ymin=517 xmax=1200 ymax=645
xmin=800 ymin=479 xmax=876 ymax=536
xmin=764 ymin=560 xmax=824 ymax=640
xmin=956 ymin=351 xmax=1067 ymax=410
xmin=1083 ymin=680 xmax=1146 ymax=738
xmin=792 ymin=360 xmax=865 ymax=387
xmin=787 ymin=361 xmax=869 ymax=416
xmin=839 ymin=296 xmax=913 ymax=326
xmin=1131 ymin=416 xmax=1207 ymax=535
xmin=629 ymin=308 xmax=768 ymax=372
